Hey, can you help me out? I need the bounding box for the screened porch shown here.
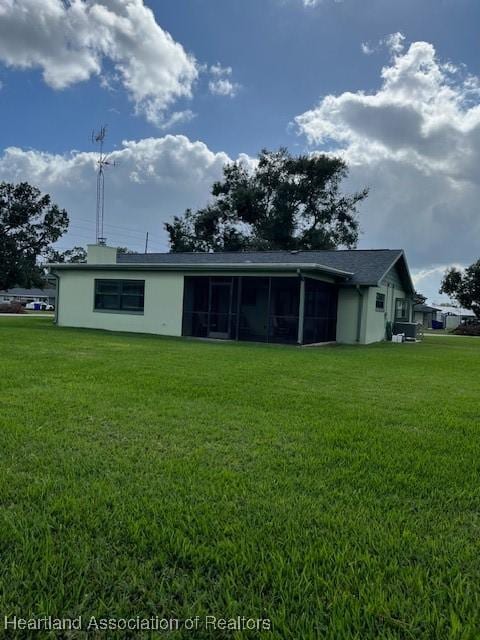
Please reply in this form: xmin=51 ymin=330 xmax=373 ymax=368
xmin=182 ymin=275 xmax=337 ymax=345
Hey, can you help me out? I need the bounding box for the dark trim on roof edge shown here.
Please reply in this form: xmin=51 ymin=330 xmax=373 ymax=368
xmin=48 ymin=262 xmax=354 ymax=279
xmin=378 ymin=250 xmax=415 ymax=295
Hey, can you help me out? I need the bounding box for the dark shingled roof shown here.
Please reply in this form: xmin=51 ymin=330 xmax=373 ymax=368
xmin=118 ymin=249 xmax=410 ymax=288
xmin=414 ymin=304 xmax=440 ymax=313
xmin=0 ymin=287 xmax=56 ymax=297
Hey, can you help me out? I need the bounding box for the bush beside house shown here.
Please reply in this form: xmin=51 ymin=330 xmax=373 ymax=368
xmin=0 ymin=302 xmax=25 ymax=314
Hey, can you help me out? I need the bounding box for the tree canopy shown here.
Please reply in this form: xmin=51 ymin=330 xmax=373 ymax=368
xmin=45 ymin=246 xmax=87 ymax=264
xmin=0 ymin=182 xmax=68 ymax=290
xmin=165 ymin=148 xmax=368 ymax=252
xmin=440 ymin=260 xmax=480 ymax=317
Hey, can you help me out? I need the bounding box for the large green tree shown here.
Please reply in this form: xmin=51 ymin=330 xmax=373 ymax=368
xmin=0 ymin=182 xmax=68 ymax=290
xmin=165 ymin=148 xmax=368 ymax=252
xmin=45 ymin=246 xmax=87 ymax=264
xmin=440 ymin=260 xmax=480 ymax=317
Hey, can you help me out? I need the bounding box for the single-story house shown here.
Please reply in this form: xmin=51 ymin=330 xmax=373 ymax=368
xmin=49 ymin=244 xmax=416 ymax=345
xmin=0 ymin=287 xmax=56 ymax=306
xmin=434 ymin=305 xmax=477 ymax=330
xmin=413 ymin=303 xmax=442 ymax=328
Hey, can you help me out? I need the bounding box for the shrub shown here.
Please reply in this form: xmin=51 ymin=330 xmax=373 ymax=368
xmin=0 ymin=302 xmax=25 ymax=314
xmin=452 ymin=323 xmax=480 ymax=336
xmin=385 ymin=321 xmax=393 ymax=341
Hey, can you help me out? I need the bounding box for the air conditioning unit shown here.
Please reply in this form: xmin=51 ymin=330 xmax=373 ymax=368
xmin=393 ymin=322 xmax=417 ymax=340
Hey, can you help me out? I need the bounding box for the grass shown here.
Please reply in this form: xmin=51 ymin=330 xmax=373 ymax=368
xmin=1 ymin=318 xmax=480 ymax=639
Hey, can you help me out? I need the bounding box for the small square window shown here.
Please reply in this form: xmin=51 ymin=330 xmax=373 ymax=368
xmin=376 ymin=293 xmax=385 ymax=311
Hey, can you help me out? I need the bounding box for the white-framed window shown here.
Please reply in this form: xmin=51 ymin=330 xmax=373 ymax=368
xmin=376 ymin=293 xmax=385 ymax=311
xmin=395 ymin=298 xmax=409 ymax=321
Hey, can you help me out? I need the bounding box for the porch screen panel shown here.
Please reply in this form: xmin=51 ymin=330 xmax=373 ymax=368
xmin=182 ymin=276 xmax=209 ymax=337
xmin=268 ymin=277 xmax=300 ymax=344
xmin=182 ymin=276 xmax=238 ymax=339
xmin=238 ymin=277 xmax=270 ymax=342
xmin=303 ymin=279 xmax=338 ymax=343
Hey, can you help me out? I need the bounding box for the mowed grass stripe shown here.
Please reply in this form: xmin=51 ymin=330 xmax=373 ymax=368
xmin=0 ymin=318 xmax=479 ymax=639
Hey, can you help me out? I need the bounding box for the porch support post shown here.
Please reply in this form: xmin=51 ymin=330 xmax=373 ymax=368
xmin=297 ymin=274 xmax=305 ymax=345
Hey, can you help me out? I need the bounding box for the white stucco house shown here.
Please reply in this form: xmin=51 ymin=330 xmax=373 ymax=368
xmin=49 ymin=244 xmax=416 ymax=345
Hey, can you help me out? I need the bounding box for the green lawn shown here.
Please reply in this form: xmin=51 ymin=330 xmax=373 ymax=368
xmin=1 ymin=319 xmax=479 ymax=639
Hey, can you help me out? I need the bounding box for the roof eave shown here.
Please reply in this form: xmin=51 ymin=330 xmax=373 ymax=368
xmin=49 ymin=262 xmax=354 ymax=279
xmin=377 ymin=250 xmax=416 ymax=295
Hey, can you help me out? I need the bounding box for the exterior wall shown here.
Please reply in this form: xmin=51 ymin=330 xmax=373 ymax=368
xmin=86 ymin=244 xmax=118 ymax=264
xmin=56 ymin=269 xmax=184 ymax=336
xmin=445 ymin=315 xmax=461 ymax=330
xmin=336 ymin=287 xmax=367 ymax=344
xmin=336 ymin=261 xmax=413 ymax=345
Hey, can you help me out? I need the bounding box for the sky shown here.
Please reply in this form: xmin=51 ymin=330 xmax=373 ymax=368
xmin=0 ymin=0 xmax=479 ymax=302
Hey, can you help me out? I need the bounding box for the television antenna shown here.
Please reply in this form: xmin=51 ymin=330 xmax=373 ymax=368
xmin=92 ymin=125 xmax=115 ymax=245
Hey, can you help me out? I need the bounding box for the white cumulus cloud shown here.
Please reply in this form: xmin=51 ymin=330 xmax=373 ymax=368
xmin=0 ymin=0 xmax=198 ymax=126
xmin=295 ymin=36 xmax=480 ymax=299
xmin=0 ymin=136 xmax=246 ymax=252
xmin=208 ymin=63 xmax=240 ymax=97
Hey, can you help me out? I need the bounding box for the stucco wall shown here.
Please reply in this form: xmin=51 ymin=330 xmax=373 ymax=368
xmin=56 ymin=270 xmax=184 ymax=336
xmin=336 ymin=288 xmax=365 ymax=344
xmin=336 ymin=261 xmax=412 ymax=345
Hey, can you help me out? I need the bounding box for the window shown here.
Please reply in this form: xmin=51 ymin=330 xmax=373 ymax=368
xmin=395 ymin=298 xmax=409 ymax=321
xmin=94 ymin=279 xmax=144 ymax=313
xmin=376 ymin=293 xmax=385 ymax=311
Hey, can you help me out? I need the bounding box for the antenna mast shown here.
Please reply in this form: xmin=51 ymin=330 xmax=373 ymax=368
xmin=92 ymin=125 xmax=114 ymax=245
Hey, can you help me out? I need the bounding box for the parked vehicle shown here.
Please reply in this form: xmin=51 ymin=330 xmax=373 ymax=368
xmin=25 ymin=301 xmax=54 ymax=311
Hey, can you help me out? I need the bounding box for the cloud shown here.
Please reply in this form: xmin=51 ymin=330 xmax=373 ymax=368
xmin=0 ymin=136 xmax=250 ymax=252
xmin=411 ymin=264 xmax=466 ymax=302
xmin=384 ymin=32 xmax=405 ymax=55
xmin=158 ymin=110 xmax=196 ymax=130
xmin=0 ymin=0 xmax=198 ymax=127
xmin=208 ymin=63 xmax=240 ymax=98
xmin=295 ymin=36 xmax=480 ymax=299
xmin=361 ymin=32 xmax=405 ymax=58
xmin=361 ymin=42 xmax=375 ymax=56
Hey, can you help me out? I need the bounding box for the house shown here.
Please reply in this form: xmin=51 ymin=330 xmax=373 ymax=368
xmin=0 ymin=287 xmax=56 ymax=306
xmin=49 ymin=244 xmax=416 ymax=345
xmin=413 ymin=303 xmax=442 ymax=329
xmin=434 ymin=305 xmax=476 ymax=330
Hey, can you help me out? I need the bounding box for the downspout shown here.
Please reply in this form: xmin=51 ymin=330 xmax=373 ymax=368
xmin=51 ymin=271 xmax=60 ymax=325
xmin=355 ymin=285 xmax=364 ymax=343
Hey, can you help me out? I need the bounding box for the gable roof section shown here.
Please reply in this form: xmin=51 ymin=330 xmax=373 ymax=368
xmin=117 ymin=249 xmax=410 ymax=288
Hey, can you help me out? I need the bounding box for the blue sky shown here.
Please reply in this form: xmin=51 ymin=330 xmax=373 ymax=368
xmin=0 ymin=0 xmax=479 ymax=301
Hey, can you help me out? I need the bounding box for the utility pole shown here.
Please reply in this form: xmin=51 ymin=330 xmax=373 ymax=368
xmin=144 ymin=232 xmax=149 ymax=254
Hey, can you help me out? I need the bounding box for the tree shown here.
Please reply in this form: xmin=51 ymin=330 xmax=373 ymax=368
xmin=0 ymin=182 xmax=68 ymax=290
xmin=440 ymin=260 xmax=480 ymax=317
xmin=414 ymin=292 xmax=427 ymax=305
xmin=117 ymin=247 xmax=136 ymax=255
xmin=45 ymin=246 xmax=87 ymax=264
xmin=165 ymin=148 xmax=368 ymax=252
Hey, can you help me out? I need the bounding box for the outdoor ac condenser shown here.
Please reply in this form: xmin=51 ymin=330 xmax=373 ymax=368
xmin=393 ymin=322 xmax=417 ymax=339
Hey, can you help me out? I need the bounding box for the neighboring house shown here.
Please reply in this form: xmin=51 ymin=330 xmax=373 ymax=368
xmin=50 ymin=244 xmax=416 ymax=345
xmin=434 ymin=305 xmax=477 ymax=330
xmin=0 ymin=287 xmax=56 ymax=306
xmin=413 ymin=304 xmax=442 ymax=328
